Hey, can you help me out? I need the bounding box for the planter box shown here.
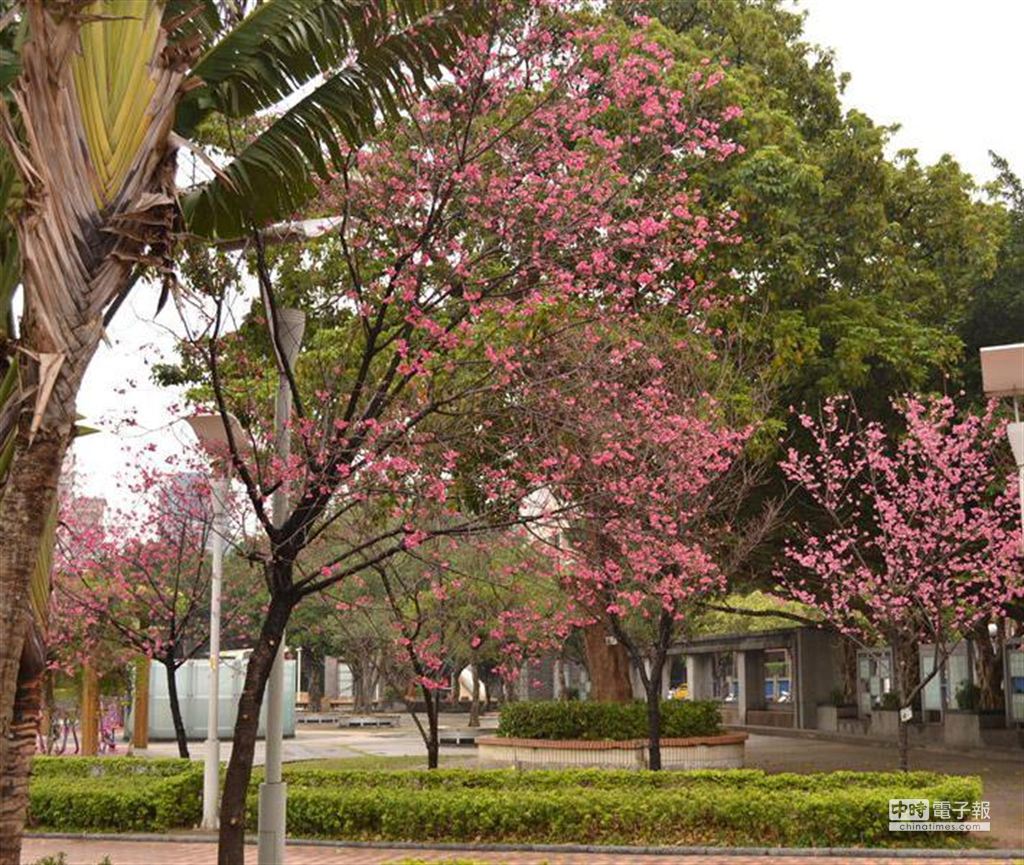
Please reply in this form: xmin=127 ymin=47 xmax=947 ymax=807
xmin=816 ymin=704 xmax=858 ymax=732
xmin=944 ymin=710 xmax=1006 ymax=749
xmin=869 ymin=709 xmax=900 ymax=738
xmin=477 ymin=733 xmax=747 ymax=770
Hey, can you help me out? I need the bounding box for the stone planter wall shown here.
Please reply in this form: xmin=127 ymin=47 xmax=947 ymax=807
xmin=943 ymin=710 xmax=1006 ymax=749
xmin=869 ymin=709 xmax=900 ymax=738
xmin=477 ymin=733 xmax=747 ymax=770
xmin=815 ymin=704 xmax=858 ymax=732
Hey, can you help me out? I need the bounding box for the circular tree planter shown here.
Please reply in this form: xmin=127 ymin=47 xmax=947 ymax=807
xmin=477 ymin=732 xmax=747 ymax=770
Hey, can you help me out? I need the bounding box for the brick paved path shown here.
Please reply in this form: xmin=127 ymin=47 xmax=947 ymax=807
xmin=18 ymin=838 xmax=1021 ymax=865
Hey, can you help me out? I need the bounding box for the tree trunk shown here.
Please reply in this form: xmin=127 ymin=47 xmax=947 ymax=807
xmin=132 ymin=656 xmax=150 ymax=750
xmin=163 ymin=658 xmax=189 ymax=760
xmin=0 ymin=623 xmax=46 ymax=865
xmin=425 ymin=689 xmax=440 ymax=769
xmin=895 ymin=641 xmax=914 ymax=773
xmin=80 ymin=663 xmax=99 ymax=757
xmin=582 ymin=623 xmax=633 ymax=702
xmin=306 ymin=649 xmax=324 ymax=713
xmin=646 ymin=685 xmax=663 ymax=771
xmin=897 ymin=716 xmax=910 ymax=772
xmin=468 ymin=664 xmax=481 ymax=728
xmin=972 ymin=622 xmax=1003 ymax=711
xmin=218 ymin=592 xmax=294 ymax=865
xmin=0 ymin=429 xmax=66 ymax=863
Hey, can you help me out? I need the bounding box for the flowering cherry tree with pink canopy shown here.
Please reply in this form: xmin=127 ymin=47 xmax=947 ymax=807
xmin=520 ymin=322 xmax=774 ymax=769
xmin=169 ymin=4 xmax=742 ymax=853
xmin=52 ymin=464 xmax=256 ymax=758
xmin=777 ymin=394 xmax=1023 ymax=769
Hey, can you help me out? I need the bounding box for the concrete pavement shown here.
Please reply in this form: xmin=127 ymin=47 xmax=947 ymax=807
xmin=18 ymin=837 xmax=1024 ymax=865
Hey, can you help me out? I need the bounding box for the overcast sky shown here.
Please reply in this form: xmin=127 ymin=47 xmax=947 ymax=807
xmin=70 ymin=0 xmax=1024 ymax=500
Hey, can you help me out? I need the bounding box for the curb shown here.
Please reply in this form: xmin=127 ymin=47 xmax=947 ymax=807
xmin=27 ymin=833 xmax=1024 ymax=859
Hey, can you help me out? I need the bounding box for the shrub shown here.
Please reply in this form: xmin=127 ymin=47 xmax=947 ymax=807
xmin=26 ymin=760 xmax=982 ymax=848
xmin=266 ymin=771 xmax=981 ymax=848
xmin=954 ymin=682 xmax=981 ymax=711
xmin=27 ymin=763 xmax=201 ymax=832
xmin=496 ymin=700 xmax=721 ymax=740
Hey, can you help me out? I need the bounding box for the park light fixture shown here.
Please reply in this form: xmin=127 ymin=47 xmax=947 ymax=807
xmin=186 ymin=411 xmax=245 ymax=831
xmin=980 ymin=342 xmax=1024 ymax=546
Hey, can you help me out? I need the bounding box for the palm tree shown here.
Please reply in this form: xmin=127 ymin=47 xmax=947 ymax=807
xmin=0 ymin=2 xmax=479 ymax=861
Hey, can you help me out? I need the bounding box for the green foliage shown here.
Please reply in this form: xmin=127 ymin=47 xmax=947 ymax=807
xmin=179 ymin=0 xmax=486 ymax=238
xmin=497 ymin=701 xmax=721 ymax=741
xmin=27 ymin=765 xmax=202 ymax=832
xmin=267 ymin=768 xmax=980 ymax=847
xmin=954 ymin=682 xmax=981 ymax=712
xmin=613 ymin=1 xmax=1006 ymax=409
xmin=25 ymin=762 xmax=982 ymax=848
xmin=691 ymin=591 xmax=816 ymax=636
xmin=879 ymin=692 xmax=900 ymax=711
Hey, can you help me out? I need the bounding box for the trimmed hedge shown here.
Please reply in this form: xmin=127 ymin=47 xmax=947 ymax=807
xmin=260 ymin=770 xmax=980 ymax=847
xmin=28 ymin=760 xmax=982 ymax=848
xmin=497 ymin=700 xmax=721 ymax=740
xmin=28 ymin=771 xmax=201 ymax=832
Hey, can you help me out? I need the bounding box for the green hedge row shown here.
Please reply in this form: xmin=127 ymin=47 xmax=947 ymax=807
xmin=27 ymin=759 xmax=981 ymax=847
xmin=247 ymin=774 xmax=980 ymax=847
xmin=497 ymin=700 xmax=721 ymax=740
xmin=28 ymin=769 xmax=202 ymax=832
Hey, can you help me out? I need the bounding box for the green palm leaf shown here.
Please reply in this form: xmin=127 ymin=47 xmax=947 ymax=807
xmin=181 ymin=0 xmax=484 ymax=238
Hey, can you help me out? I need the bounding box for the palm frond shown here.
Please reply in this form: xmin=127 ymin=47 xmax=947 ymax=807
xmin=179 ymin=0 xmax=471 ymax=133
xmin=183 ymin=0 xmax=483 ymax=237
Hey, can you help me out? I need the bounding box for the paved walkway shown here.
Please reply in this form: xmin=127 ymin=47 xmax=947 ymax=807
xmin=17 ymin=838 xmax=1024 ymax=865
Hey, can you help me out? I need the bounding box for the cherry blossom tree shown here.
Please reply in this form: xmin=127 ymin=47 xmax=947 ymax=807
xmin=161 ymin=6 xmax=740 ymax=857
xmin=52 ymin=467 xmax=255 ymax=758
xmin=520 ymin=322 xmax=775 ymax=769
xmin=777 ymin=395 xmax=1023 ymax=770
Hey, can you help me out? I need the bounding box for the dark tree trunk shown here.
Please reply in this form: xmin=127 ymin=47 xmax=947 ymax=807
xmin=218 ymin=592 xmax=294 ymax=865
xmin=582 ymin=624 xmax=633 ymax=702
xmin=163 ymin=658 xmax=189 ymax=759
xmin=897 ymin=717 xmax=910 ymax=772
xmin=894 ymin=640 xmax=916 ymax=773
xmin=646 ymin=685 xmax=663 ymax=771
xmin=306 ymin=648 xmax=324 ymax=713
xmin=425 ymin=689 xmax=440 ymax=769
xmin=972 ymin=622 xmax=1004 ymax=711
xmin=840 ymin=636 xmax=858 ymax=703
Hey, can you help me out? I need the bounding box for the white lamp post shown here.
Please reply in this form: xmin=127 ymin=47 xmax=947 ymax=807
xmin=187 ymin=412 xmax=245 ymax=832
xmin=259 ymin=307 xmax=305 ymax=865
xmin=980 ymin=343 xmax=1024 ymax=547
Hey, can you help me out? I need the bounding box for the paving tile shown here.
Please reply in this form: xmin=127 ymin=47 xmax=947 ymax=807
xmin=17 ymin=838 xmax=1018 ymax=865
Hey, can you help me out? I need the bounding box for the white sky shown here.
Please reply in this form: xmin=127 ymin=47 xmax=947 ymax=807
xmin=70 ymin=0 xmax=1024 ymax=499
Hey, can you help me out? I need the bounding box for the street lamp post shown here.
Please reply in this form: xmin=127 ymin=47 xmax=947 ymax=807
xmin=187 ymin=413 xmax=245 ymax=832
xmin=259 ymin=307 xmax=305 ymax=865
xmin=980 ymin=343 xmax=1024 ymax=547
